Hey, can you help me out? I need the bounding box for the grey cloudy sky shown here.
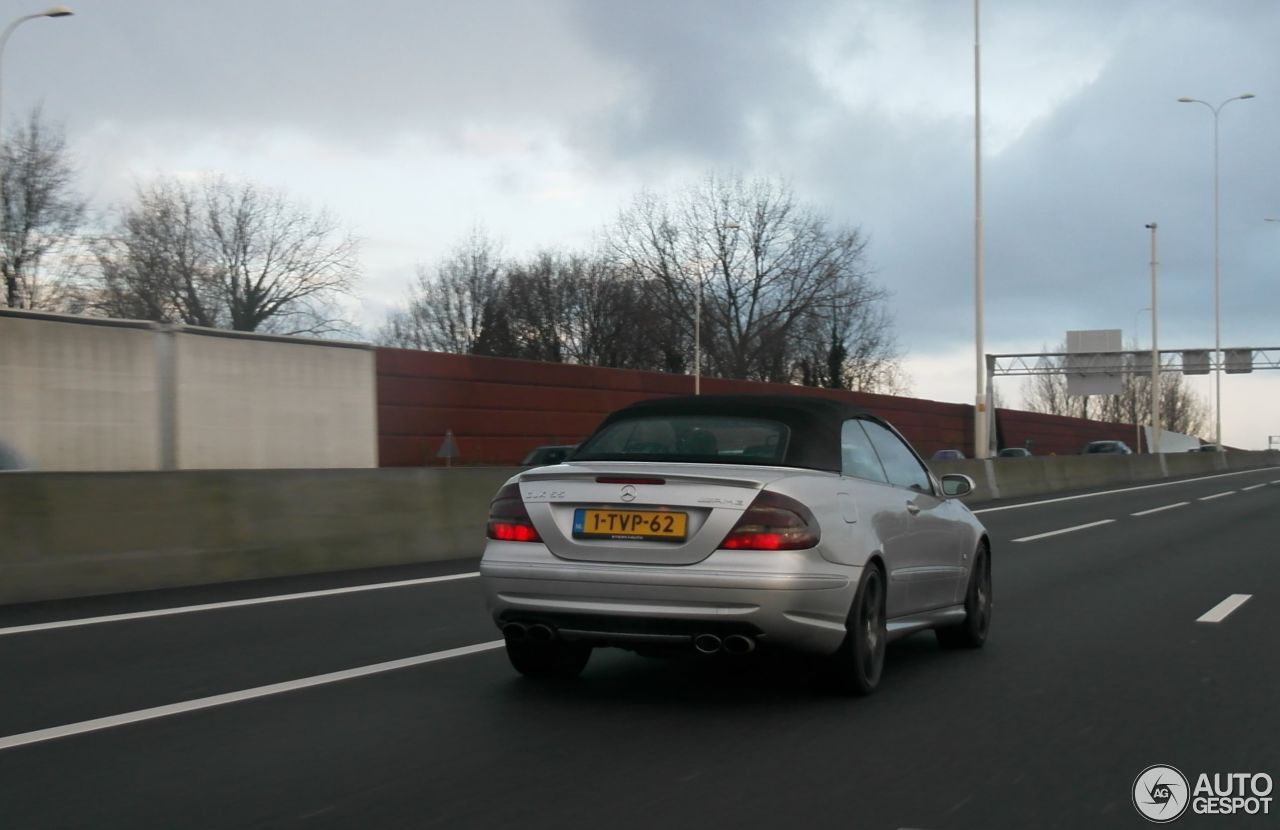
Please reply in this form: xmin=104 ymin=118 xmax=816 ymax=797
xmin=10 ymin=0 xmax=1280 ymax=445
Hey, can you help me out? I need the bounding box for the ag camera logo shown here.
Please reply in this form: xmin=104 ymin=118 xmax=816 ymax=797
xmin=1133 ymin=765 xmax=1190 ymax=823
xmin=1133 ymin=765 xmax=1274 ymax=822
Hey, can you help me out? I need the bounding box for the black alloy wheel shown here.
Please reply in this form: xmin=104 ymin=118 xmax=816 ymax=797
xmin=830 ymin=565 xmax=887 ymax=695
xmin=937 ymin=544 xmax=991 ymax=649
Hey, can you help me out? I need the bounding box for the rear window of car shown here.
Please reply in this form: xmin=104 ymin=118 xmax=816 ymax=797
xmin=573 ymin=415 xmax=790 ymax=465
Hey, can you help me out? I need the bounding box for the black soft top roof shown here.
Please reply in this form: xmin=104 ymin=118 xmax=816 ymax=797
xmin=587 ymin=394 xmax=877 ymax=473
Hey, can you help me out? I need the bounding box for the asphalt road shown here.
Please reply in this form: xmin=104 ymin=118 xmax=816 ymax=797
xmin=2 ymin=466 xmax=1278 ymax=829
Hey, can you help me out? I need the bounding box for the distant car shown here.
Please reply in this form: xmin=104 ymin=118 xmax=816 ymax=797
xmin=481 ymin=394 xmax=991 ymax=695
xmin=1081 ymin=440 xmax=1133 ymax=455
xmin=997 ymin=447 xmax=1032 ymax=458
xmin=520 ymin=445 xmax=577 ymax=467
xmin=931 ymin=449 xmax=966 ymax=461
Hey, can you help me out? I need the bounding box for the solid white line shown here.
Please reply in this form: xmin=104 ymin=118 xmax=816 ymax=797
xmin=1012 ymin=519 xmax=1115 ymax=543
xmin=972 ymin=466 xmax=1280 ymax=514
xmin=1130 ymin=501 xmax=1189 ymax=517
xmin=1198 ymin=491 xmax=1235 ymax=501
xmin=1197 ymin=594 xmax=1252 ymax=624
xmin=0 ymin=640 xmax=505 ymax=752
xmin=0 ymin=572 xmax=481 ymax=637
xmin=1242 ymin=483 xmax=1268 ymax=492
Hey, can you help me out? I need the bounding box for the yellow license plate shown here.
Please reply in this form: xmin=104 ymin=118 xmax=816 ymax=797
xmin=573 ymin=508 xmax=688 ymax=541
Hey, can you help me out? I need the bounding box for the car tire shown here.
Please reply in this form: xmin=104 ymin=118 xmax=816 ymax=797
xmin=936 ymin=543 xmax=991 ymax=649
xmin=505 ymin=638 xmax=592 ymax=679
xmin=829 ymin=564 xmax=886 ymax=695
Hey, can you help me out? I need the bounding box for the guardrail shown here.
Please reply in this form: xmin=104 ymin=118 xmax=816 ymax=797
xmin=2 ymin=451 xmax=1277 ymax=605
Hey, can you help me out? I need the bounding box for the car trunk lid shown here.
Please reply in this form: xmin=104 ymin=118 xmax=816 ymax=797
xmin=515 ymin=461 xmax=797 ymax=565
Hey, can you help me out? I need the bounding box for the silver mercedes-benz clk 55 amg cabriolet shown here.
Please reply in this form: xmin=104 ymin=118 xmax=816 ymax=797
xmin=480 ymin=394 xmax=991 ymax=694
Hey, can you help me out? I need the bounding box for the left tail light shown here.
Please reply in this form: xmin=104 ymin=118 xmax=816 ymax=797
xmin=486 ymin=483 xmax=542 ymax=543
xmin=719 ymin=490 xmax=820 ymax=551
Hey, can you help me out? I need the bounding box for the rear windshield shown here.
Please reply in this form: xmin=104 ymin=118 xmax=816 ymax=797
xmin=572 ymin=415 xmax=790 ymax=465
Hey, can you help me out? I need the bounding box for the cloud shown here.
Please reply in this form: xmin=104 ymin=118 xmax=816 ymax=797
xmin=14 ymin=0 xmax=624 ymax=148
xmin=562 ymin=0 xmax=837 ymax=169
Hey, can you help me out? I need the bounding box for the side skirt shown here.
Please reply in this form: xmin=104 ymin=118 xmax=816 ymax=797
xmin=885 ymin=605 xmax=966 ymax=643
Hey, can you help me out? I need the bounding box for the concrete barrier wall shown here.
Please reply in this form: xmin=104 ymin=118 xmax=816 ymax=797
xmin=928 ymin=450 xmax=1274 ymax=503
xmin=175 ymin=331 xmax=377 ymax=469
xmin=0 ymin=314 xmax=161 ymax=471
xmin=0 ymin=468 xmax=518 ymax=605
xmin=4 ymin=451 xmax=1277 ymax=605
xmin=0 ymin=310 xmax=377 ymax=471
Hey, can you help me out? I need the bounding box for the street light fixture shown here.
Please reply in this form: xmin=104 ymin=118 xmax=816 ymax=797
xmin=0 ymin=7 xmax=74 ymax=132
xmin=1177 ymin=92 xmax=1255 ymax=451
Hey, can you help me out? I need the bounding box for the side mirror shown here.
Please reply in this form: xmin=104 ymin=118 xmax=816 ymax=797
xmin=940 ymin=474 xmax=975 ymax=498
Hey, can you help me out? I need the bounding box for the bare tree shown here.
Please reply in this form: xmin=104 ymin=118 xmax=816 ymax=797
xmin=0 ymin=107 xmax=86 ymax=310
xmin=555 ymin=255 xmax=679 ymax=371
xmin=199 ymin=178 xmax=359 ymax=334
xmin=793 ymin=292 xmax=908 ymax=393
xmin=606 ymin=173 xmax=901 ymax=388
xmin=377 ymin=176 xmax=899 ymax=388
xmin=494 ymin=251 xmax=567 ymax=362
xmin=1020 ymin=343 xmax=1209 ymax=436
xmin=93 ymin=176 xmax=359 ymax=334
xmin=471 ymin=250 xmax=679 ymax=369
xmin=378 ymin=227 xmax=503 ymax=351
xmin=95 ymin=179 xmax=217 ymax=326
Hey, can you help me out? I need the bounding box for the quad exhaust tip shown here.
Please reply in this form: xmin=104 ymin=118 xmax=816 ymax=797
xmin=693 ymin=633 xmax=722 ymax=655
xmin=722 ymin=634 xmax=756 ymax=655
xmin=527 ymin=623 xmax=556 ymax=642
xmin=502 ymin=622 xmax=528 ymax=642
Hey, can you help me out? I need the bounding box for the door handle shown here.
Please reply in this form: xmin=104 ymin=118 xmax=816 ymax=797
xmin=906 ymin=502 xmax=921 ymax=515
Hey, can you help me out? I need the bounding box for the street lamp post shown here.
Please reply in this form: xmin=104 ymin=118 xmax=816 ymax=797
xmin=1177 ymin=92 xmax=1255 ymax=451
xmin=0 ymin=7 xmax=73 ymax=131
xmin=973 ymin=0 xmax=989 ymax=458
xmin=1144 ymin=223 xmax=1160 ymax=454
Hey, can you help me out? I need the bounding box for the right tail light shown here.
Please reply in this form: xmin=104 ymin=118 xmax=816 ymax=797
xmin=718 ymin=490 xmax=820 ymax=551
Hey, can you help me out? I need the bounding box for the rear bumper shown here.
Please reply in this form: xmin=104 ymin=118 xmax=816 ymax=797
xmin=480 ymin=542 xmax=858 ymax=655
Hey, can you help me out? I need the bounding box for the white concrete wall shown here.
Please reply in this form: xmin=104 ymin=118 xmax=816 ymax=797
xmin=175 ymin=330 xmax=376 ymax=469
xmin=0 ymin=310 xmax=377 ymax=471
xmin=0 ymin=313 xmax=160 ymax=470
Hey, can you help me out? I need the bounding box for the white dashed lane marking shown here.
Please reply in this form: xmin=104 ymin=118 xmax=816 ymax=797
xmin=1011 ymin=519 xmax=1115 ymax=543
xmin=1197 ymin=594 xmax=1252 ymax=624
xmin=1131 ymin=501 xmax=1189 ymax=517
xmin=0 ymin=640 xmax=506 ymax=752
xmin=0 ymin=572 xmax=481 ymax=637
